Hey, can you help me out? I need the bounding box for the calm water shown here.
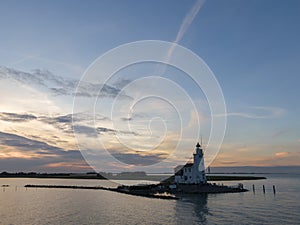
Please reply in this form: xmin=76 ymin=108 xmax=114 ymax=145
xmin=0 ymin=174 xmax=299 ymax=225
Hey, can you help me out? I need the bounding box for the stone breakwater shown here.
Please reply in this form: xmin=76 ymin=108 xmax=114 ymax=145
xmin=24 ymin=184 xmax=179 ymax=200
xmin=25 ymin=182 xmax=248 ymax=200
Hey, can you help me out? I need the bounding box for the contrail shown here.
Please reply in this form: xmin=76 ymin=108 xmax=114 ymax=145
xmin=175 ymin=0 xmax=206 ymax=43
xmin=157 ymin=0 xmax=206 ymax=75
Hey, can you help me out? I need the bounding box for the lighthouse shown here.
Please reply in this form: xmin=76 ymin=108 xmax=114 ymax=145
xmin=193 ymin=142 xmax=207 ymax=184
xmin=174 ymin=142 xmax=207 ymax=184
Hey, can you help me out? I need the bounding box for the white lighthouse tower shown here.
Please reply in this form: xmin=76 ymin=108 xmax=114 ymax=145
xmin=192 ymin=142 xmax=207 ymax=184
xmin=174 ymin=142 xmax=207 ymax=184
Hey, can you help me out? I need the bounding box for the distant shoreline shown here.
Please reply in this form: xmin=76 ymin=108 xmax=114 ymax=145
xmin=0 ymin=172 xmax=266 ymax=181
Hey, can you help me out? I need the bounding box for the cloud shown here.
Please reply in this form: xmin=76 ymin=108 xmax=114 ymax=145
xmin=0 ymin=66 xmax=128 ymax=98
xmin=0 ymin=112 xmax=77 ymax=134
xmin=0 ymin=131 xmax=62 ymax=153
xmin=42 ymin=161 xmax=91 ymax=170
xmin=120 ymin=112 xmax=149 ymax=122
xmin=0 ymin=111 xmax=75 ymax=136
xmin=120 ymin=117 xmax=132 ymax=121
xmin=39 ymin=114 xmax=74 ymax=134
xmin=97 ymin=127 xmax=116 ymax=134
xmin=97 ymin=126 xmax=140 ymax=136
xmin=112 ymin=78 xmax=132 ymax=89
xmin=212 ymin=142 xmax=300 ymax=167
xmin=0 ymin=112 xmax=37 ymax=122
xmin=0 ymin=111 xmax=133 ymax=139
xmin=111 ymin=151 xmax=166 ymax=166
xmin=74 ymin=81 xmax=124 ymax=98
xmin=0 ymin=157 xmax=90 ymax=173
xmin=0 ymin=130 xmax=81 ymax=160
xmin=214 ymin=106 xmax=286 ymax=119
xmin=0 ymin=130 xmax=89 ymax=172
xmin=50 ymin=87 xmax=69 ymax=95
xmin=73 ymin=125 xmax=97 ymax=137
xmin=275 ymin=152 xmax=290 ymax=157
xmin=215 ymin=161 xmax=240 ymax=165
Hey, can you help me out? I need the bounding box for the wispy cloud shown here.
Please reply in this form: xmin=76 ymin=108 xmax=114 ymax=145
xmin=0 ymin=157 xmax=91 ymax=172
xmin=0 ymin=130 xmax=90 ymax=172
xmin=111 ymin=151 xmax=167 ymax=166
xmin=0 ymin=112 xmax=75 ymax=135
xmin=0 ymin=66 xmax=129 ymax=98
xmin=39 ymin=114 xmax=75 ymax=134
xmin=0 ymin=111 xmax=140 ymax=140
xmin=120 ymin=112 xmax=149 ymax=122
xmin=97 ymin=127 xmax=140 ymax=136
xmin=0 ymin=131 xmax=63 ymax=153
xmin=73 ymin=125 xmax=98 ymax=137
xmin=6 ymin=50 xmax=84 ymax=76
xmin=0 ymin=112 xmax=37 ymax=122
xmin=214 ymin=106 xmax=286 ymax=119
xmin=42 ymin=161 xmax=91 ymax=170
xmin=212 ymin=142 xmax=300 ymax=167
xmin=275 ymin=152 xmax=290 ymax=157
xmin=271 ymin=130 xmax=288 ymax=138
xmin=112 ymin=78 xmax=132 ymax=89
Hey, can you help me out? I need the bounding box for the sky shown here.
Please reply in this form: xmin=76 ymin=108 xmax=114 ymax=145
xmin=0 ymin=0 xmax=299 ymax=173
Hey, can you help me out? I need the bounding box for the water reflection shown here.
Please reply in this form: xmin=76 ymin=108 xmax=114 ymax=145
xmin=175 ymin=194 xmax=209 ymax=224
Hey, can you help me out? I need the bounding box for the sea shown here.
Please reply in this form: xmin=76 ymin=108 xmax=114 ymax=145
xmin=0 ymin=173 xmax=299 ymax=225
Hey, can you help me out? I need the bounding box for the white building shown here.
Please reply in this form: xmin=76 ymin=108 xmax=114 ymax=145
xmin=174 ymin=142 xmax=207 ymax=184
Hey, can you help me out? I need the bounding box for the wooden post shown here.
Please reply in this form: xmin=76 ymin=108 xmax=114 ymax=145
xmin=263 ymin=185 xmax=265 ymax=194
xmin=273 ymin=185 xmax=276 ymax=194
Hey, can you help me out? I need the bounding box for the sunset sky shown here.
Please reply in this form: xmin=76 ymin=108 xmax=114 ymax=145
xmin=0 ymin=0 xmax=299 ymax=172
